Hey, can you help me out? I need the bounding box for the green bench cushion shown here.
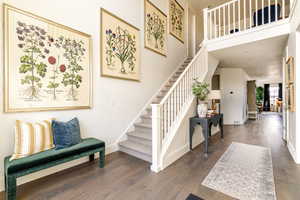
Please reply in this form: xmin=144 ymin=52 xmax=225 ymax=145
xmin=5 ymin=138 xmax=105 ymax=174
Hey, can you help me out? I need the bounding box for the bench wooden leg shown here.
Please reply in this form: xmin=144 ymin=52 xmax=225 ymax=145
xmin=6 ymin=175 xmax=16 ymax=200
xmin=99 ymin=149 xmax=105 ymax=168
xmin=89 ymin=154 xmax=95 ymax=162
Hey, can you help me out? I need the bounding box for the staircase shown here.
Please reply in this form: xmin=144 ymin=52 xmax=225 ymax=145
xmin=118 ymin=0 xmax=296 ymax=172
xmin=119 ymin=57 xmax=193 ymax=162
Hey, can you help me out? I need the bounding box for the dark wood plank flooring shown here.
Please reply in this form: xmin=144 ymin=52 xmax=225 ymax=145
xmin=2 ymin=112 xmax=300 ymax=200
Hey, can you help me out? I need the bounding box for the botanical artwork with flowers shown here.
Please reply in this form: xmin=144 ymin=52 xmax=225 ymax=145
xmin=101 ymin=8 xmax=140 ymax=81
xmin=169 ymin=0 xmax=184 ymax=43
xmin=145 ymin=0 xmax=167 ymax=56
xmin=4 ymin=4 xmax=91 ymax=112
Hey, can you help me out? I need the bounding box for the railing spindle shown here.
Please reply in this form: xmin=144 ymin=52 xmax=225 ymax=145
xmin=223 ymin=6 xmax=226 ymax=35
xmin=249 ymin=0 xmax=252 ymax=27
xmin=168 ymin=97 xmax=171 ymax=131
xmin=218 ymin=8 xmax=221 ymax=37
xmin=228 ymin=4 xmax=231 ymax=35
xmin=282 ymin=0 xmax=285 ymax=19
xmin=244 ymin=0 xmax=246 ymax=30
xmin=262 ymin=0 xmax=264 ymax=25
xmin=203 ymin=8 xmax=208 ymax=41
xmin=214 ymin=10 xmax=217 ymax=38
xmin=233 ymin=1 xmax=236 ymax=33
xmin=176 ymin=86 xmax=179 ymax=117
xmin=256 ymin=0 xmax=258 ymax=27
xmin=210 ymin=11 xmax=212 ymax=40
xmin=269 ymin=0 xmax=271 ymax=23
xmin=238 ymin=0 xmax=241 ymax=31
xmin=275 ymin=0 xmax=278 ymax=21
xmin=164 ymin=103 xmax=167 ymax=138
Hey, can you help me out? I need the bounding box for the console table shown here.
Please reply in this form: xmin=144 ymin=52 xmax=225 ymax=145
xmin=189 ymin=114 xmax=224 ymax=157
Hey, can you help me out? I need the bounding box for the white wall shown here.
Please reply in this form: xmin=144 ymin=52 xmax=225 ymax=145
xmin=0 ymin=0 xmax=189 ymax=191
xmin=284 ymin=21 xmax=300 ymax=163
xmin=220 ymin=68 xmax=249 ymax=125
xmin=282 ymin=0 xmax=300 ymax=163
xmin=188 ymin=6 xmax=196 ymax=57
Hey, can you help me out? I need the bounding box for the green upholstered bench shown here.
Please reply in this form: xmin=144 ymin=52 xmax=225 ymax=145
xmin=4 ymin=138 xmax=105 ymax=200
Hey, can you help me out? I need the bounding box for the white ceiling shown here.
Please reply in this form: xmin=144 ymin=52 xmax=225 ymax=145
xmin=190 ymin=0 xmax=231 ymax=11
xmin=211 ymin=35 xmax=288 ymax=83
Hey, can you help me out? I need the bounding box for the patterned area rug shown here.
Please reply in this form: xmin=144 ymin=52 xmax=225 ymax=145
xmin=202 ymin=142 xmax=276 ymax=200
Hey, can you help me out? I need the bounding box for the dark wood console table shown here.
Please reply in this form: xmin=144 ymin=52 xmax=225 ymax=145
xmin=189 ymin=114 xmax=224 ymax=157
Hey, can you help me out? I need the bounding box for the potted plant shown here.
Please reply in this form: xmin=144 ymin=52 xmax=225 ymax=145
xmin=256 ymin=86 xmax=264 ymax=112
xmin=192 ymin=79 xmax=210 ymax=117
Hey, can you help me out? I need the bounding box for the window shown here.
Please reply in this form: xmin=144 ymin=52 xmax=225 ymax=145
xmin=269 ymin=85 xmax=279 ymax=106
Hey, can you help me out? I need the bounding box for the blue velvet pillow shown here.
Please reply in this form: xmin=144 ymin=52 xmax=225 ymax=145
xmin=52 ymin=118 xmax=82 ymax=149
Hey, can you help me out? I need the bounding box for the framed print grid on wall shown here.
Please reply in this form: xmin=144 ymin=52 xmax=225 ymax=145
xmin=144 ymin=0 xmax=167 ymax=56
xmin=169 ymin=0 xmax=184 ymax=43
xmin=3 ymin=4 xmax=92 ymax=113
xmin=285 ymin=56 xmax=295 ymax=112
xmin=100 ymin=8 xmax=141 ymax=81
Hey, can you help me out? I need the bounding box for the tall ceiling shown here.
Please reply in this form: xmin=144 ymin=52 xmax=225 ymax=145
xmin=191 ymin=0 xmax=289 ymax=84
xmin=190 ymin=0 xmax=230 ymax=11
xmin=211 ymin=35 xmax=288 ymax=83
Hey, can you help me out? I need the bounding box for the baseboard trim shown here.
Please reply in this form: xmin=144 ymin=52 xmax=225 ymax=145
xmin=287 ymin=141 xmax=299 ymax=164
xmin=162 ymin=144 xmax=190 ymax=170
xmin=0 ymin=144 xmax=118 ymax=193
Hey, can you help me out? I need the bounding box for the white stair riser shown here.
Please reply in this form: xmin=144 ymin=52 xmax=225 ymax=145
xmin=141 ymin=117 xmax=152 ymax=124
xmin=135 ymin=126 xmax=152 ymax=133
xmin=119 ymin=146 xmax=152 ymax=162
xmin=127 ymin=135 xmax=152 ymax=146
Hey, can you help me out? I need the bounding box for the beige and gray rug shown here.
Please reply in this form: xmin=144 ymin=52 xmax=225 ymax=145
xmin=202 ymin=142 xmax=276 ymax=200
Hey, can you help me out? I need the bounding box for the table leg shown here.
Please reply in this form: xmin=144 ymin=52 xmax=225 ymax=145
xmin=189 ymin=121 xmax=195 ymax=151
xmin=202 ymin=123 xmax=209 ymax=157
xmin=220 ymin=116 xmax=224 ymax=139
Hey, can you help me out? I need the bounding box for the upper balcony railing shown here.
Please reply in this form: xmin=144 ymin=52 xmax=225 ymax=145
xmin=203 ymin=0 xmax=291 ymax=41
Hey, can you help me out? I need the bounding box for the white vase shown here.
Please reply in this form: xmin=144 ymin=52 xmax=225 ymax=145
xmin=197 ymin=102 xmax=208 ymax=117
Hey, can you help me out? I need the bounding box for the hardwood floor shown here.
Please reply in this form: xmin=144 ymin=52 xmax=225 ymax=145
xmin=2 ymin=112 xmax=300 ymax=200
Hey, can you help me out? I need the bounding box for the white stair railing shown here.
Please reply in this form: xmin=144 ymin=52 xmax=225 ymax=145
xmin=151 ymin=47 xmax=208 ymax=172
xmin=204 ymin=0 xmax=291 ymax=41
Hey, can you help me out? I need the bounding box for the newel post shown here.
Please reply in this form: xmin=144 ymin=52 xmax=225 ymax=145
xmin=203 ymin=8 xmax=209 ymax=42
xmin=151 ymin=104 xmax=162 ymax=173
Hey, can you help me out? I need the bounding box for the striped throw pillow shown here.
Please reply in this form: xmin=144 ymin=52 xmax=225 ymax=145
xmin=10 ymin=119 xmax=55 ymax=161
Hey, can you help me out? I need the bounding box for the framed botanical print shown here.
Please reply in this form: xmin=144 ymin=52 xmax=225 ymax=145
xmin=3 ymin=4 xmax=92 ymax=113
xmin=100 ymin=8 xmax=140 ymax=81
xmin=287 ymin=84 xmax=295 ymax=112
xmin=144 ymin=0 xmax=167 ymax=56
xmin=169 ymin=0 xmax=184 ymax=43
xmin=286 ymin=57 xmax=295 ymax=84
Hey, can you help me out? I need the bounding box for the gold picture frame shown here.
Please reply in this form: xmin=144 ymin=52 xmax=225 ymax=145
xmin=3 ymin=4 xmax=92 ymax=113
xmin=100 ymin=8 xmax=141 ymax=81
xmin=287 ymin=84 xmax=295 ymax=112
xmin=169 ymin=0 xmax=184 ymax=43
xmin=144 ymin=0 xmax=167 ymax=56
xmin=286 ymin=57 xmax=295 ymax=84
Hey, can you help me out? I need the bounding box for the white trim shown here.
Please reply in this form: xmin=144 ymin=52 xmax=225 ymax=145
xmin=162 ymin=144 xmax=190 ymax=170
xmin=205 ymin=19 xmax=291 ymax=52
xmin=288 ymin=142 xmax=299 ymax=163
xmin=150 ymin=164 xmax=161 ymax=172
xmin=159 ymin=96 xmax=195 ymax=170
xmin=289 ymin=0 xmax=298 ymax=21
xmin=106 ymin=143 xmax=119 ymax=155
